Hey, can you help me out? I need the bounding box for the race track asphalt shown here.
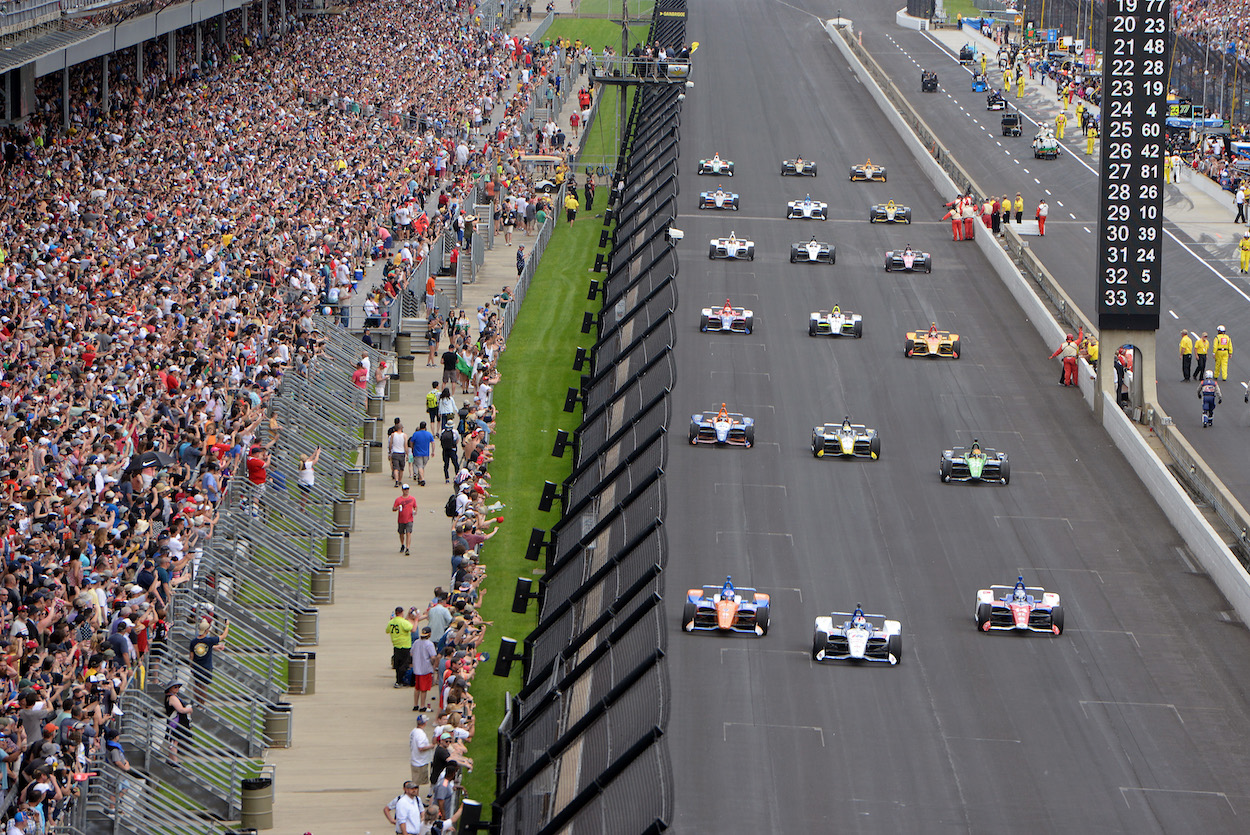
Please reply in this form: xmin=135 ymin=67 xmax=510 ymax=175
xmin=840 ymin=0 xmax=1250 ymax=509
xmin=664 ymin=2 xmax=1250 ymax=832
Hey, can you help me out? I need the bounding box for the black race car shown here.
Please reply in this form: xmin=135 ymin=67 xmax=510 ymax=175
xmin=921 ymin=70 xmax=938 ymax=92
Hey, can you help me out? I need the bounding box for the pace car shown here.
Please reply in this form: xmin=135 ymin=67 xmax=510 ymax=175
xmin=808 ymin=306 xmax=862 ymax=338
xmin=987 ymin=90 xmax=1006 ymax=110
xmin=682 ymin=577 xmax=770 ymax=636
xmin=780 ymin=157 xmax=818 ymax=176
xmin=811 ymin=417 xmax=880 ymax=459
xmin=708 ymin=232 xmax=755 ymax=260
xmin=975 ymin=577 xmax=1063 ymax=635
xmin=971 ymin=72 xmax=989 ymax=92
xmin=869 ymin=200 xmax=912 ymax=223
xmin=789 ymin=237 xmax=835 ymax=264
xmin=699 ymin=300 xmax=754 ymax=334
xmin=940 ymin=440 xmax=1009 ymax=484
xmin=812 ymin=605 xmax=902 ymax=665
xmin=922 ymin=69 xmax=938 ymax=92
xmin=959 ymin=44 xmax=976 ymax=65
xmin=786 ymin=195 xmax=828 ymax=220
xmin=697 ymin=153 xmax=735 ymax=176
xmin=904 ymin=324 xmax=960 ymax=358
xmin=689 ymin=404 xmax=755 ymax=447
xmin=849 ymin=159 xmax=887 ymax=182
xmin=699 ymin=187 xmax=740 ymax=211
xmin=884 ymin=246 xmax=931 ymax=273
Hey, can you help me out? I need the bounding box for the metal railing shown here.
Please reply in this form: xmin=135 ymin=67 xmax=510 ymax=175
xmin=0 ymin=0 xmax=59 ymax=36
xmin=68 ymin=759 xmax=231 ymax=835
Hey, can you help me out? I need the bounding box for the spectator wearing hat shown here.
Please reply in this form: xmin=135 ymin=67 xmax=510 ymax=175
xmin=190 ymin=617 xmax=229 ymax=705
xmin=162 ymin=680 xmax=192 ymax=765
xmin=410 ymin=627 xmax=439 ymax=713
xmin=409 ymin=713 xmax=436 ymax=795
xmin=387 ymin=607 xmax=419 ymax=688
xmin=392 ymin=484 xmax=418 ymax=555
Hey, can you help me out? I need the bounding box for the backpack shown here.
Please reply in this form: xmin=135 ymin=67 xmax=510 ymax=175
xmin=440 ymin=428 xmax=456 ymax=449
xmin=445 ymin=494 xmax=458 ymax=517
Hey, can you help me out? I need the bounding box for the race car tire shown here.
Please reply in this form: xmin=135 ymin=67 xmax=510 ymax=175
xmin=698 ymin=164 xmax=706 ymax=174
xmin=951 ymin=338 xmax=961 ymax=359
xmin=688 ymin=423 xmax=698 ymax=445
xmin=744 ymin=315 xmax=754 ymax=333
xmin=708 ymin=244 xmax=717 ymax=259
xmin=682 ymin=601 xmax=697 ymax=632
xmin=744 ymin=425 xmax=755 ymax=448
xmin=831 ymin=249 xmax=836 ymax=264
xmin=904 ymin=339 xmax=914 ymax=357
xmin=904 ymin=208 xmax=912 ymax=223
xmin=869 ymin=435 xmax=881 ymax=459
xmin=999 ymin=458 xmax=1011 ymax=485
xmin=810 ymin=164 xmax=817 ymax=175
xmin=885 ymin=256 xmax=893 ymax=272
xmin=747 ymin=247 xmax=755 ymax=261
xmin=924 ymin=259 xmax=932 ymax=274
xmin=733 ymin=201 xmax=739 ymax=211
xmin=699 ymin=314 xmax=709 ymax=332
xmin=975 ymin=602 xmax=992 ymax=630
xmin=887 ymin=633 xmax=902 ymax=662
xmin=869 ymin=209 xmax=877 ymax=222
xmin=808 ymin=320 xmax=818 ymax=337
xmin=852 ymin=320 xmax=862 ymax=338
xmin=812 ymin=630 xmax=828 ymax=660
xmin=811 ymin=436 xmax=823 ymax=457
xmin=789 ymin=252 xmax=797 ymax=263
xmin=940 ymin=457 xmax=952 ymax=482
xmin=755 ymin=605 xmax=770 ymax=636
xmin=882 ymin=172 xmax=887 ymax=182
xmin=1050 ymin=606 xmax=1064 ymax=635
xmin=849 ymin=168 xmax=856 ymax=180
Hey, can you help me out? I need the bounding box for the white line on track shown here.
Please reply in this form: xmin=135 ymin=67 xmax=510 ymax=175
xmin=1083 ymin=227 xmax=1092 ymax=233
xmin=1056 ymin=201 xmax=1063 ymax=207
xmin=1070 ymin=213 xmax=1076 ymax=219
xmin=1045 ymin=189 xmax=1052 ymax=195
xmin=1169 ymin=309 xmax=1179 ymax=319
xmin=1034 ymin=178 xmax=1040 ymax=184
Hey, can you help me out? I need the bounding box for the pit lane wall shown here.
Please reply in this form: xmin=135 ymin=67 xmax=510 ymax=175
xmin=825 ymin=20 xmax=1250 ymax=626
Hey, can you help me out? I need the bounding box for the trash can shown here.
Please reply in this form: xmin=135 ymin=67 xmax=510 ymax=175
xmin=342 ymin=467 xmax=364 ymax=499
xmin=366 ymin=442 xmax=384 ymax=473
xmin=325 ymin=532 xmax=350 ymax=567
xmin=295 ymin=608 xmax=318 ymax=646
xmin=398 ymin=355 xmax=416 ymax=382
xmin=366 ymin=393 xmax=384 ymax=419
xmin=263 ymin=704 xmax=293 ymax=749
xmin=288 ymin=651 xmax=316 ymax=695
xmin=310 ymin=567 xmax=334 ymax=605
xmin=240 ymin=777 xmax=274 ymax=830
xmin=332 ymin=499 xmax=354 ymax=531
xmin=387 ymin=373 xmax=401 ymax=402
xmin=396 ymin=331 xmax=413 ymax=356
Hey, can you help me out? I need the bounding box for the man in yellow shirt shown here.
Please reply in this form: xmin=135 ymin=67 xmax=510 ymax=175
xmin=386 ymin=606 xmax=419 ymax=688
xmin=1214 ymin=325 xmax=1233 ymax=380
xmin=565 ymin=191 xmax=580 ymax=225
xmin=1017 ymin=73 xmax=1026 ymax=98
xmin=1194 ymin=332 xmax=1210 ymax=379
xmin=1056 ymin=111 xmax=1067 ymax=140
xmin=1240 ymin=230 xmax=1250 ymax=273
xmin=1180 ymin=329 xmax=1194 ymax=381
xmin=1086 ymin=124 xmax=1098 ymax=156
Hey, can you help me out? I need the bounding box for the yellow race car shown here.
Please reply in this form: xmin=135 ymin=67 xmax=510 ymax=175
xmin=905 ymin=324 xmax=961 ymax=359
xmin=849 ymin=159 xmax=887 ymax=182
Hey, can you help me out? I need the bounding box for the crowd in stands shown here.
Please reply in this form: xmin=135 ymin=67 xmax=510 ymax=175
xmin=0 ymin=0 xmax=598 ymax=826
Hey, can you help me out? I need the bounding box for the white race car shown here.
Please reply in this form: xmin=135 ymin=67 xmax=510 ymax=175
xmin=709 ymin=233 xmax=755 ymax=261
xmin=786 ymin=195 xmax=828 ymax=220
xmin=808 ymin=307 xmax=863 ymax=338
xmin=699 ymin=187 xmax=740 ymax=211
xmin=697 ymin=153 xmax=735 ymax=176
xmin=813 ymin=605 xmax=902 ymax=664
xmin=789 ymin=238 xmax=835 ymax=264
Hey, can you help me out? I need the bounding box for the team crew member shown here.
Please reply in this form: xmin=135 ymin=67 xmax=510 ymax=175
xmin=1014 ymin=192 xmax=1024 ymax=224
xmin=1198 ymin=371 xmax=1223 ymax=427
xmin=393 ymin=484 xmax=418 ymax=555
xmin=1180 ymin=329 xmax=1194 ymax=382
xmin=1049 ymin=330 xmax=1083 ymax=387
xmin=1035 ymin=199 xmax=1048 ymax=235
xmin=1056 ymin=111 xmax=1067 ymax=140
xmin=1086 ymin=124 xmax=1097 ymax=156
xmin=1213 ymin=325 xmax=1233 ymax=380
xmin=1239 ymin=230 xmax=1250 ymax=273
xmin=387 ymin=607 xmax=418 ymax=687
xmin=1083 ymin=335 xmax=1099 ymax=370
xmin=1194 ymin=332 xmax=1210 ymax=379
xmin=1016 ymin=72 xmax=1025 ymax=98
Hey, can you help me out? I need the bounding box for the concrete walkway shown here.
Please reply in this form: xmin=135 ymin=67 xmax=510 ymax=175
xmin=262 ymin=20 xmax=598 ymax=835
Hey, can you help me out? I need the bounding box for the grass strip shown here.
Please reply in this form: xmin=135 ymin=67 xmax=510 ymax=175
xmin=462 ymin=84 xmax=631 ymax=806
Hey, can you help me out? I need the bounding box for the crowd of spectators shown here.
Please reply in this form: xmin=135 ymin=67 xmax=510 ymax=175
xmin=0 ymin=0 xmax=598 ymax=826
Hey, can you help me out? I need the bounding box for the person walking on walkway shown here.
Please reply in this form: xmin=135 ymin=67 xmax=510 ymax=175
xmin=1180 ymin=329 xmax=1193 ymax=381
xmin=1035 ymin=199 xmax=1048 ymax=235
xmin=439 ymin=423 xmax=461 ymax=483
xmin=1214 ymin=325 xmax=1233 ymax=380
xmin=389 ymin=421 xmax=409 ymax=487
xmin=387 ymin=607 xmax=418 ymax=687
xmin=1195 ymin=332 xmax=1210 ymax=379
xmin=516 ymin=245 xmax=525 ymax=277
xmin=564 ymin=191 xmax=579 ymax=225
xmin=1056 ymin=111 xmax=1066 ymax=140
xmin=393 ymin=484 xmax=418 ymax=554
xmin=585 ymin=173 xmax=596 ymax=210
xmin=1239 ymin=230 xmax=1250 ymax=273
xmin=410 ymin=421 xmax=435 ymax=486
xmin=1237 ymin=186 xmax=1248 ymax=224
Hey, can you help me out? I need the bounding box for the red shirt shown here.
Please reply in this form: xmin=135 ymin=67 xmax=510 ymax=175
xmin=352 ymin=367 xmax=368 ymax=389
xmin=393 ymin=495 xmax=417 ymax=524
xmin=246 ymin=455 xmax=267 ymax=485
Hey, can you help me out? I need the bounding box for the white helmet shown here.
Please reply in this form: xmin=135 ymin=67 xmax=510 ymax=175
xmin=1206 ymin=370 xmax=1215 ymax=379
xmin=1218 ymin=325 xmax=1227 ymax=333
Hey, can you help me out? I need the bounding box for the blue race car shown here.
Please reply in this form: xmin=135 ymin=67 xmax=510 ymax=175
xmin=689 ymin=404 xmax=755 ymax=447
xmin=682 ymin=576 xmax=770 ymax=636
xmin=972 ymin=72 xmax=989 ymax=92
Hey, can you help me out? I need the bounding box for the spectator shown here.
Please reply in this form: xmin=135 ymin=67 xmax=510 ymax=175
xmin=393 ymin=485 xmax=418 ymax=555
xmin=409 ymin=714 xmax=436 ymax=796
xmin=410 ymin=627 xmax=439 ymax=714
xmin=190 ymin=618 xmax=229 ymax=705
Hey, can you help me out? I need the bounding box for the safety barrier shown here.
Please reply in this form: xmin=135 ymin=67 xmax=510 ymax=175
xmin=490 ymin=4 xmax=682 ymax=833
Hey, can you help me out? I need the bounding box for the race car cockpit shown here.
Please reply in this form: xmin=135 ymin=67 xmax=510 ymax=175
xmin=721 ymin=299 xmax=734 ymax=314
xmin=716 ymin=403 xmax=730 ymax=422
xmin=1013 ymin=579 xmax=1028 ymax=601
xmin=721 ymin=576 xmax=735 ymax=598
xmin=969 ymin=439 xmax=984 ymax=457
xmin=928 ymin=322 xmax=939 ymax=338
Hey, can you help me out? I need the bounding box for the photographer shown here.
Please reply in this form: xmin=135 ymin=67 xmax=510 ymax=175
xmin=418 ymin=802 xmax=461 ymax=834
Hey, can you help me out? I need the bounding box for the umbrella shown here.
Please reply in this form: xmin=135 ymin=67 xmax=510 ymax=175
xmin=129 ymin=449 xmax=175 ymax=472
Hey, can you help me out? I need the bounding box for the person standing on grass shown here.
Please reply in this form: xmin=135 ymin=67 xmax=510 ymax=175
xmin=393 ymin=484 xmax=418 ymax=555
xmin=564 ymin=191 xmax=579 ymax=225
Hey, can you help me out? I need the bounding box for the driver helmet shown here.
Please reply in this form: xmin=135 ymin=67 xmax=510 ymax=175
xmin=1206 ymin=370 xmax=1215 ymax=379
xmin=805 ymin=194 xmax=811 ymax=202
xmin=728 ymin=231 xmax=736 ymax=241
xmin=715 ymin=185 xmax=724 ymax=193
xmin=1013 ymin=578 xmax=1027 ymax=600
xmin=970 ymin=439 xmax=982 ymax=453
xmin=842 ymin=416 xmax=852 ymax=429
xmin=722 ymin=576 xmax=734 ymax=597
xmin=854 ymin=616 xmax=866 ymax=627
xmin=722 ymin=299 xmax=733 ymax=312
